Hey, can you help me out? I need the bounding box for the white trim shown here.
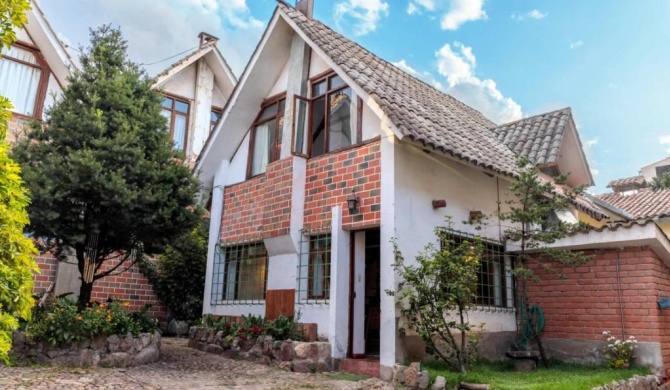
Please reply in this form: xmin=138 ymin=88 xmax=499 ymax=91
xmin=203 ymin=160 xmax=229 ymax=312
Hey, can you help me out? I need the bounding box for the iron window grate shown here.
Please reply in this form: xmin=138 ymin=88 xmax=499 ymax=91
xmin=440 ymin=228 xmax=515 ymax=312
xmin=297 ymin=227 xmax=331 ymax=304
xmin=211 ymin=239 xmax=268 ymax=305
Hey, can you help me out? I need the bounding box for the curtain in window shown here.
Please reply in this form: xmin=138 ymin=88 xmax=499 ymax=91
xmin=251 ymin=121 xmax=271 ymax=176
xmin=173 ymin=114 xmax=187 ymax=152
xmin=311 ymin=253 xmax=325 ymax=297
xmin=224 ymin=259 xmax=237 ymax=301
xmin=328 ymin=87 xmax=354 ymax=151
xmin=0 ymin=57 xmax=40 ymax=115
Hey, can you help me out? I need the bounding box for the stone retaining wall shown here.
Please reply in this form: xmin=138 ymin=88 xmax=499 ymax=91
xmin=188 ymin=326 xmax=332 ymax=373
xmin=592 ymin=375 xmax=668 ymax=390
xmin=11 ymin=331 xmax=161 ymax=367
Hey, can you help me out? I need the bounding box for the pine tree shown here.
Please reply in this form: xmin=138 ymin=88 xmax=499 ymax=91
xmin=0 ymin=0 xmax=38 ymax=363
xmin=12 ymin=26 xmax=201 ymax=309
xmin=650 ymin=172 xmax=670 ymax=191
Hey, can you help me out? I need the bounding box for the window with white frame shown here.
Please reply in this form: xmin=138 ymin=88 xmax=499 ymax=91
xmin=0 ymin=44 xmax=44 ymax=116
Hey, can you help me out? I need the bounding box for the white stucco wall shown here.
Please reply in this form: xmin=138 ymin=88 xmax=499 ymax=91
xmin=641 ymin=157 xmax=670 ymax=182
xmin=309 ymin=49 xmax=329 ymax=77
xmin=268 ymin=60 xmax=290 ymax=97
xmin=393 ymin=141 xmax=517 ymax=332
xmin=43 ymin=73 xmax=61 ymax=115
xmin=159 ymin=65 xmax=197 ymax=100
xmin=227 ymin=132 xmax=250 ymax=185
xmin=212 ymin=83 xmax=226 ymax=108
xmin=17 ymin=28 xmax=31 ymax=43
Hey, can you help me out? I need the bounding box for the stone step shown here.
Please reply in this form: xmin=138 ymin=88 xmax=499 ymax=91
xmin=339 ymin=357 xmax=380 ymax=378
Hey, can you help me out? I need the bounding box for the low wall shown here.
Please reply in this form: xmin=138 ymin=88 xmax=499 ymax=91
xmin=11 ymin=331 xmax=161 ymax=367
xmin=188 ymin=326 xmax=332 ymax=373
xmin=592 ymin=375 xmax=667 ymax=390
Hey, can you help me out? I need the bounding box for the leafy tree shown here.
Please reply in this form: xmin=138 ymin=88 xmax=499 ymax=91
xmin=139 ymin=225 xmax=207 ymax=321
xmin=650 ymin=172 xmax=670 ymax=191
xmin=0 ymin=0 xmax=38 ymax=363
xmin=489 ymin=157 xmax=590 ymax=367
xmin=12 ymin=26 xmax=200 ymax=310
xmin=390 ymin=221 xmax=484 ymax=374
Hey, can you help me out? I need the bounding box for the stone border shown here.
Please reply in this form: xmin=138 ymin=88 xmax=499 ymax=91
xmin=188 ymin=326 xmax=332 ymax=373
xmin=591 ymin=375 xmax=667 ymax=390
xmin=11 ymin=330 xmax=161 ymax=367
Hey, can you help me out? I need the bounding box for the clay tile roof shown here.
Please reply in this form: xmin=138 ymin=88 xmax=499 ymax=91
xmin=491 ymin=108 xmax=571 ymax=166
xmin=153 ymin=41 xmax=217 ymax=82
xmin=597 ymin=189 xmax=670 ymax=219
xmin=573 ymin=194 xmax=609 ymax=221
xmin=606 ymin=175 xmax=647 ymax=189
xmin=278 ymin=3 xmax=519 ymax=176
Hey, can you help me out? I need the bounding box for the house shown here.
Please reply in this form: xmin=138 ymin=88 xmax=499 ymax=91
xmin=152 ymin=32 xmax=237 ymax=167
xmin=1 ymin=2 xmax=236 ymax=320
xmin=195 ymin=0 xmax=616 ymax=379
xmin=606 ymin=156 xmax=670 ymax=194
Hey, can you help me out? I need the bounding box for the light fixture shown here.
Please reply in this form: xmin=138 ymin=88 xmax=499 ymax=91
xmin=347 ymin=189 xmax=360 ymax=214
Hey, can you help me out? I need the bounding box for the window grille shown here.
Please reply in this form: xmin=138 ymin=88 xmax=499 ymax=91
xmin=211 ymin=240 xmax=268 ymax=305
xmin=297 ymin=227 xmax=331 ymax=304
xmin=440 ymin=228 xmax=515 ymax=312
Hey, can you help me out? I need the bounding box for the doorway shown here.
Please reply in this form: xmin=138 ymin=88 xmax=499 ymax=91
xmin=349 ymin=228 xmax=380 ymax=357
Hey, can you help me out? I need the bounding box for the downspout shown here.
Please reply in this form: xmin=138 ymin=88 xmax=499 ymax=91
xmin=615 ymin=250 xmax=626 ymax=338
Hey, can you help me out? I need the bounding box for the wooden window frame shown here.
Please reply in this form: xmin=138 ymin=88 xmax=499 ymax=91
xmin=246 ymin=92 xmax=286 ymax=179
xmin=2 ymin=41 xmax=51 ymax=120
xmin=291 ymin=70 xmax=363 ymax=159
xmin=161 ymin=93 xmax=190 ymax=153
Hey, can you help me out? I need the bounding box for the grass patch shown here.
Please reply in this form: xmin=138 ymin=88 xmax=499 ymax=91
xmin=423 ymin=360 xmax=650 ymax=390
xmin=327 ymin=372 xmax=370 ymax=381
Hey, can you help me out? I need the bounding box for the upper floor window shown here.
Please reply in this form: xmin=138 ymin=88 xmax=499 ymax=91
xmin=210 ymin=107 xmax=222 ymax=133
xmin=248 ymin=95 xmax=285 ymax=177
xmin=0 ymin=44 xmax=46 ymax=117
xmin=161 ymin=96 xmax=189 ymax=152
xmin=293 ymin=71 xmax=361 ymax=158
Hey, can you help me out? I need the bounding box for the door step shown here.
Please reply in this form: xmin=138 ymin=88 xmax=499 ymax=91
xmin=340 ymin=357 xmax=380 ymax=378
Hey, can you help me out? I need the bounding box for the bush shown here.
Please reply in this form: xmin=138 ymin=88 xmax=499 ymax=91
xmin=139 ymin=226 xmax=207 ymax=321
xmin=602 ymin=331 xmax=637 ymax=368
xmin=198 ymin=313 xmax=304 ymax=342
xmin=27 ymin=298 xmax=158 ymax=345
xmin=266 ymin=313 xmax=304 ymax=341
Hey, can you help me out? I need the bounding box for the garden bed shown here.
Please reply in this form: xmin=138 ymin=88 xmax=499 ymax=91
xmin=424 ymin=360 xmax=653 ymax=390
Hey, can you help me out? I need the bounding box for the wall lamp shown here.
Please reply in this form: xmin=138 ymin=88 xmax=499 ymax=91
xmin=347 ymin=189 xmax=360 ymax=214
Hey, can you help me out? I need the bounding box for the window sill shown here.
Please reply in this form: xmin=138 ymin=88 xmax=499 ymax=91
xmin=211 ymin=300 xmax=266 ymax=306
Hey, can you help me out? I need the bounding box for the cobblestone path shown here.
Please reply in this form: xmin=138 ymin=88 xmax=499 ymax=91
xmin=0 ymin=338 xmax=392 ymax=390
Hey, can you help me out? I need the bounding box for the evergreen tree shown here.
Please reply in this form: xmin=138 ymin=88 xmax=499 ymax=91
xmin=0 ymin=0 xmax=38 ymax=363
xmin=12 ymin=26 xmax=200 ymax=309
xmin=491 ymin=157 xmax=591 ymax=367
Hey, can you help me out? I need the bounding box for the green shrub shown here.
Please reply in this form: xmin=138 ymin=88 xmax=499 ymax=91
xmin=27 ymin=298 xmax=158 ymax=345
xmin=266 ymin=313 xmax=304 ymax=341
xmin=198 ymin=312 xmax=304 ymax=342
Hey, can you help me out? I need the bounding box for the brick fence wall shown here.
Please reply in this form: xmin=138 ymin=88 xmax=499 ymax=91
xmin=527 ymin=246 xmax=670 ymax=368
xmin=304 ymin=139 xmax=380 ymax=230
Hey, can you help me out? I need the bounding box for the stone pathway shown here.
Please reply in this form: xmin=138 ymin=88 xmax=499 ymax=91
xmin=0 ymin=338 xmax=392 ymax=390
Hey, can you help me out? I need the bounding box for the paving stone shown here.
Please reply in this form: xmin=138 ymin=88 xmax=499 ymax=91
xmin=0 ymin=338 xmax=391 ymax=389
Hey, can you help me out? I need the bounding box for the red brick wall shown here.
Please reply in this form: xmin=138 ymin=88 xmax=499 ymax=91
xmin=221 ymin=174 xmax=266 ymax=242
xmin=262 ymin=158 xmax=293 ymax=238
xmin=6 ymin=113 xmax=30 ymax=143
xmin=33 ymin=252 xmax=58 ymax=293
xmin=527 ymin=246 xmax=670 ymax=367
xmin=31 ymin=251 xmax=167 ymax=320
xmin=304 ymin=140 xmax=381 ymax=230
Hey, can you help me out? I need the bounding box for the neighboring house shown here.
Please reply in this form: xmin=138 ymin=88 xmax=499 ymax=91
xmin=153 ymin=32 xmax=237 ymax=167
xmin=195 ymin=0 xmax=620 ymax=379
xmin=1 ymin=3 xmax=237 ymax=320
xmin=606 ymin=156 xmax=670 ymax=194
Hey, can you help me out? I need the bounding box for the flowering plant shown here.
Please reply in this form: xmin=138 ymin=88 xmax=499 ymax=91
xmin=602 ymin=331 xmax=637 ymax=368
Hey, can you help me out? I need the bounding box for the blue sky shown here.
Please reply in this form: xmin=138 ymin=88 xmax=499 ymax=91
xmin=38 ymin=0 xmax=670 ymax=193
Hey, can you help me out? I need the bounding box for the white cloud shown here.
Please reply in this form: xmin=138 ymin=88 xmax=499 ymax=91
xmin=441 ymin=0 xmax=487 ymax=30
xmin=570 ymin=40 xmax=584 ymax=49
xmin=393 ymin=42 xmax=523 ymax=124
xmin=659 ymin=135 xmax=670 ymax=144
xmin=512 ymin=9 xmax=547 ymax=20
xmin=334 ymin=0 xmax=390 ymax=36
xmin=407 ymin=0 xmax=435 ymax=14
xmin=40 ymin=0 xmax=264 ymax=76
xmin=407 ymin=0 xmax=487 ymax=30
xmin=584 ymin=138 xmax=598 ymax=148
xmin=591 ymin=169 xmax=599 ymax=176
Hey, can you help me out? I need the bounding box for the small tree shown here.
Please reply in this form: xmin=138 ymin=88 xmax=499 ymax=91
xmin=139 ymin=225 xmax=208 ymax=321
xmin=0 ymin=0 xmax=38 ymax=363
xmin=491 ymin=157 xmax=590 ymax=367
xmin=12 ymin=26 xmax=200 ymax=310
xmin=390 ymin=222 xmax=484 ymax=374
xmin=650 ymin=172 xmax=670 ymax=191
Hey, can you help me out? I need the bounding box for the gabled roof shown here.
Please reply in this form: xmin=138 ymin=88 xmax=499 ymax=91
xmin=491 ymin=107 xmax=571 ymax=166
xmin=597 ymin=189 xmax=670 ymax=219
xmin=607 ymin=175 xmax=646 ymax=189
xmin=152 ymin=41 xmax=237 ymax=91
xmin=277 ymin=2 xmax=519 ymax=176
xmin=25 ymin=0 xmax=76 ymax=85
